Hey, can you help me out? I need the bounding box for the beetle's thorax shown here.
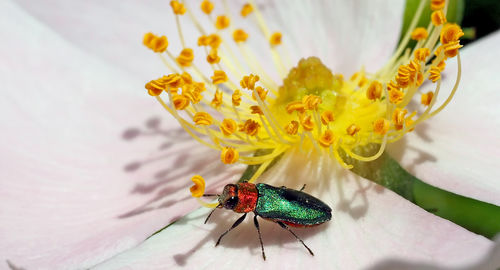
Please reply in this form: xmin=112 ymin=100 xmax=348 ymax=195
xmin=232 ymin=182 xmax=258 ymax=213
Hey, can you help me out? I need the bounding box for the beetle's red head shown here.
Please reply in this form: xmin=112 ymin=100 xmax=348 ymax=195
xmin=218 ymin=184 xmax=239 ymax=210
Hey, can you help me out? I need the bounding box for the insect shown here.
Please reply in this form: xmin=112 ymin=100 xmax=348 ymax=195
xmin=203 ymin=182 xmax=332 ymax=260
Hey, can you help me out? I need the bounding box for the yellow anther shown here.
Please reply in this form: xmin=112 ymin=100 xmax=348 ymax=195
xmin=389 ymin=89 xmax=405 ymax=104
xmin=350 ymin=71 xmax=368 ymax=87
xmin=239 ymin=119 xmax=260 ymax=136
xmin=207 ymin=34 xmax=222 ymax=49
xmin=250 ymin=105 xmax=263 ymax=115
xmin=172 ymin=94 xmax=190 ymax=110
xmin=411 ymin=27 xmax=428 ymax=41
xmin=429 ymin=66 xmax=441 ymax=82
xmin=206 ymin=49 xmax=220 ymax=64
xmin=181 ymin=72 xmax=193 ymax=84
xmin=211 ymin=70 xmax=228 ymax=84
xmin=177 ymin=48 xmax=194 ymax=67
xmin=286 ymin=101 xmax=305 ymax=114
xmin=387 ymin=80 xmax=400 ymax=92
xmin=431 ymin=10 xmax=447 ymax=26
xmin=164 ymin=73 xmax=184 ymax=88
xmin=145 ymin=80 xmax=164 ymax=96
xmin=233 ymin=29 xmax=249 ymax=43
xmin=143 ymin=33 xmax=169 ymax=53
xmin=392 ymin=108 xmax=408 ymax=130
xmin=319 ymin=130 xmax=335 ymax=147
xmin=221 ymin=147 xmax=239 ymax=164
xmin=143 ymin=32 xmax=155 ymax=47
xmin=301 ymin=115 xmax=314 ymax=131
xmin=284 ymin=121 xmax=299 ymax=135
xmin=220 ymin=119 xmax=237 ymax=136
xmin=193 ymin=112 xmax=213 ymax=125
xmin=321 ymin=110 xmax=335 ymax=125
xmin=170 ymin=0 xmax=186 ymax=15
xmin=414 ymin=48 xmax=430 ymax=62
xmin=200 ymin=0 xmax=214 ymax=15
xmin=240 ymin=3 xmax=253 ymax=17
xmin=442 ymin=41 xmax=463 ymax=58
xmin=405 ymin=116 xmax=415 ymax=132
xmin=431 ymin=0 xmax=445 ymax=11
xmin=436 ymin=60 xmax=446 ymax=71
xmin=198 ymin=35 xmax=208 ymax=46
xmin=211 ymin=89 xmax=223 ymax=108
xmin=183 ymin=85 xmax=202 ymax=104
xmin=366 ymin=81 xmax=382 ymax=100
xmin=346 ymin=124 xmax=361 ymax=136
xmin=232 ymin=90 xmax=242 ymax=106
xmin=421 ymin=91 xmax=434 ymax=106
xmin=302 ymin=95 xmax=322 ymax=110
xmin=415 ymin=72 xmax=424 ymax=87
xmin=270 ymin=32 xmax=282 ymax=46
xmin=396 ymin=65 xmax=411 ymax=88
xmin=240 ymin=74 xmax=260 ymax=90
xmin=252 ymin=86 xmax=268 ymax=101
xmin=215 ymin=15 xmax=230 ymax=30
xmin=408 ymin=60 xmax=421 ymax=76
xmin=440 ymin=24 xmax=464 ymax=45
xmin=190 ymin=175 xmax=205 ymax=198
xmin=373 ymin=118 xmax=390 ymax=135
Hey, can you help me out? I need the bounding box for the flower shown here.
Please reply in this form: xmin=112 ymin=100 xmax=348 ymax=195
xmin=1 ymin=0 xmax=500 ymax=269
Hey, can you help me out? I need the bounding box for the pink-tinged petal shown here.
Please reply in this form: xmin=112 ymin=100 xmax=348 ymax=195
xmin=367 ymin=235 xmax=500 ymax=270
xmin=389 ymin=31 xmax=500 ymax=206
xmin=95 ymin=150 xmax=493 ymax=269
xmin=0 ymin=1 xmax=243 ymax=269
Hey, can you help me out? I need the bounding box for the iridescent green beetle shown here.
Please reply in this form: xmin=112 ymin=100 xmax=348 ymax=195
xmin=204 ymin=182 xmax=332 ymax=260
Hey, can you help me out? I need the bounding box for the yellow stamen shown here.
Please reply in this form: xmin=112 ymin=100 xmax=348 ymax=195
xmin=431 ymin=10 xmax=447 ymax=26
xmin=221 ymin=147 xmax=239 ymax=164
xmin=250 ymin=105 xmax=263 ymax=115
xmin=431 ymin=0 xmax=446 ymax=11
xmin=252 ymin=86 xmax=268 ymax=101
xmin=346 ymin=124 xmax=361 ymax=136
xmin=220 ymin=119 xmax=237 ymax=136
xmin=193 ymin=112 xmax=213 ymax=125
xmin=411 ymin=27 xmax=428 ymax=41
xmin=170 ymin=0 xmax=186 ymax=15
xmin=440 ymin=24 xmax=464 ymax=45
xmin=190 ymin=175 xmax=206 ymax=198
xmin=373 ymin=119 xmax=389 ymax=135
xmin=200 ymin=0 xmax=214 ymax=15
xmin=211 ymin=89 xmax=223 ymax=108
xmin=239 ymin=119 xmax=260 ymax=136
xmin=206 ymin=49 xmax=220 ymax=64
xmin=176 ymin=48 xmax=194 ymax=67
xmin=301 ymin=115 xmax=314 ymax=131
xmin=215 ymin=15 xmax=230 ymax=30
xmin=366 ymin=81 xmax=382 ymax=100
xmin=241 ymin=3 xmax=253 ymax=17
xmin=319 ymin=130 xmax=335 ymax=147
xmin=211 ymin=70 xmax=228 ymax=84
xmin=233 ymin=29 xmax=249 ymax=43
xmin=269 ymin=32 xmax=282 ymax=46
xmin=285 ymin=121 xmax=299 ymax=135
xmin=421 ymin=91 xmax=434 ymax=106
xmin=172 ymin=94 xmax=190 ymax=110
xmin=232 ymin=90 xmax=242 ymax=106
xmin=321 ymin=110 xmax=335 ymax=125
xmin=414 ymin=48 xmax=430 ymax=62
xmin=429 ymin=66 xmax=441 ymax=82
xmin=240 ymin=74 xmax=260 ymax=90
xmin=392 ymin=108 xmax=408 ymax=131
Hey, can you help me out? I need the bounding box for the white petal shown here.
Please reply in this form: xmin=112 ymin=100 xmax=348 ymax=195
xmin=255 ymin=0 xmax=405 ymax=75
xmin=0 ymin=1 xmax=242 ymax=269
xmin=389 ymin=31 xmax=500 ymax=206
xmin=95 ymin=150 xmax=493 ymax=269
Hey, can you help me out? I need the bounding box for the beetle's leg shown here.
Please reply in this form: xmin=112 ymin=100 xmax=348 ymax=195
xmin=277 ymin=221 xmax=314 ymax=256
xmin=299 ymin=184 xmax=306 ymax=191
xmin=253 ymin=215 xmax=266 ymax=260
xmin=215 ymin=213 xmax=247 ymax=246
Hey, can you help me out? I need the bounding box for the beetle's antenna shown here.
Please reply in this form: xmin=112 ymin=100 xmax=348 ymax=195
xmin=204 ymin=204 xmax=219 ymax=224
xmin=202 ymin=194 xmax=219 ymax=197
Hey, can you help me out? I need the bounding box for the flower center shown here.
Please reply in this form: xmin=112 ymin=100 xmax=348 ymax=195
xmin=142 ymin=0 xmax=463 ymax=185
